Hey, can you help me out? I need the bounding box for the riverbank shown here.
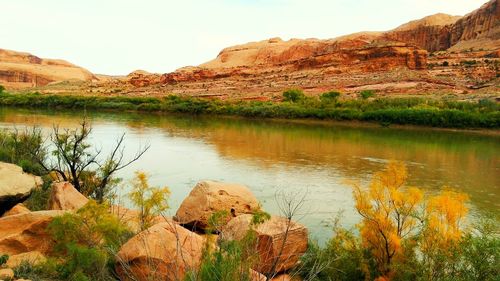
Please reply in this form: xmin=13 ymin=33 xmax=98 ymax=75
xmin=0 ymin=92 xmax=499 ymax=129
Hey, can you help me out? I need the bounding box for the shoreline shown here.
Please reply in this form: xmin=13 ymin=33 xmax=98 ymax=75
xmin=0 ymin=92 xmax=498 ymax=132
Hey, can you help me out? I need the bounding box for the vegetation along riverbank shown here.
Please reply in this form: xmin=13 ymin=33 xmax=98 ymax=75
xmin=0 ymin=89 xmax=499 ymax=129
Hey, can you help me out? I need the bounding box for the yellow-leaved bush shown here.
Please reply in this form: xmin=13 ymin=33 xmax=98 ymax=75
xmin=351 ymin=161 xmax=469 ymax=280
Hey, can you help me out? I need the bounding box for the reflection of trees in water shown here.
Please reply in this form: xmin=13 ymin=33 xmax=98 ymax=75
xmin=1 ymin=107 xmax=498 ymax=213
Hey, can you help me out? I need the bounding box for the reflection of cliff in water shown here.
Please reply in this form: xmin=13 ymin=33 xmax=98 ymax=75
xmin=1 ymin=108 xmax=498 ymax=213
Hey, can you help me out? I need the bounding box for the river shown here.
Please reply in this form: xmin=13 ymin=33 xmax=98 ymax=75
xmin=1 ymin=107 xmax=498 ymax=243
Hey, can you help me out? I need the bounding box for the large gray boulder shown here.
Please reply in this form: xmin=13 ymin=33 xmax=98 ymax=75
xmin=0 ymin=162 xmax=42 ymax=215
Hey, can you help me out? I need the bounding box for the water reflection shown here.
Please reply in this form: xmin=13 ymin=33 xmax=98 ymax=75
xmin=0 ymin=108 xmax=498 ymax=242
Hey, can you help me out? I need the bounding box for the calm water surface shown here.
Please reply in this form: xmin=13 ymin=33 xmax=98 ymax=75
xmin=1 ymin=108 xmax=498 ymax=243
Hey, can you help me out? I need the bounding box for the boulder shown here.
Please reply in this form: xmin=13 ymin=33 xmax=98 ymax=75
xmin=0 ymin=210 xmax=65 ymax=255
xmin=175 ymin=180 xmax=260 ymax=230
xmin=0 ymin=268 xmax=14 ymax=280
xmin=6 ymin=251 xmax=46 ymax=268
xmin=2 ymin=203 xmax=30 ymax=217
xmin=48 ymin=181 xmax=88 ymax=211
xmin=220 ymin=214 xmax=308 ymax=275
xmin=115 ymin=221 xmax=204 ymax=281
xmin=0 ymin=162 xmax=42 ymax=216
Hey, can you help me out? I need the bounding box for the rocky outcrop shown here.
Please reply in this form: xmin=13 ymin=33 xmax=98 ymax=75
xmin=160 ymin=38 xmax=427 ymax=85
xmin=174 ymin=180 xmax=261 ymax=230
xmin=115 ymin=221 xmax=204 ymax=281
xmin=0 ymin=48 xmax=96 ymax=89
xmin=220 ymin=214 xmax=308 ymax=275
xmin=386 ymin=0 xmax=500 ymax=52
xmin=0 ymin=162 xmax=42 ymax=216
xmin=48 ymin=181 xmax=89 ymax=211
xmin=6 ymin=251 xmax=46 ymax=268
xmin=127 ymin=70 xmax=160 ymax=87
xmin=2 ymin=203 xmax=30 ymax=217
xmin=385 ymin=14 xmax=460 ymax=52
xmin=449 ymin=0 xmax=500 ymax=51
xmin=0 ymin=268 xmax=14 ymax=280
xmin=0 ymin=210 xmax=65 ymax=255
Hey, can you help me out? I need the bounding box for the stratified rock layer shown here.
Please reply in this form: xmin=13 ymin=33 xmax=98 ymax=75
xmin=0 ymin=48 xmax=96 ymax=89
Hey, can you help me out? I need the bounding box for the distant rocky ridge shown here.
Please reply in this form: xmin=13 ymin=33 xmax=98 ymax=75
xmin=122 ymin=0 xmax=497 ymax=97
xmin=0 ymin=48 xmax=96 ymax=89
xmin=1 ymin=0 xmax=498 ymax=97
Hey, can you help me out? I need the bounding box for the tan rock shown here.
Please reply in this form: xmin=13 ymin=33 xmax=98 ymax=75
xmin=0 ymin=48 xmax=96 ymax=89
xmin=6 ymin=251 xmax=46 ymax=268
xmin=0 ymin=268 xmax=14 ymax=280
xmin=174 ymin=180 xmax=260 ymax=230
xmin=48 ymin=182 xmax=89 ymax=211
xmin=2 ymin=203 xmax=30 ymax=217
xmin=0 ymin=210 xmax=65 ymax=255
xmin=0 ymin=162 xmax=42 ymax=216
xmin=221 ymin=214 xmax=308 ymax=275
xmin=115 ymin=221 xmax=204 ymax=281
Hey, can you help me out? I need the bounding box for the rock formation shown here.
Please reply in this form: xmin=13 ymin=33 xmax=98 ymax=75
xmin=174 ymin=180 xmax=261 ymax=230
xmin=0 ymin=162 xmax=42 ymax=216
xmin=0 ymin=210 xmax=65 ymax=255
xmin=2 ymin=203 xmax=30 ymax=217
xmin=115 ymin=221 xmax=205 ymax=281
xmin=48 ymin=181 xmax=89 ymax=211
xmin=386 ymin=0 xmax=500 ymax=52
xmin=220 ymin=214 xmax=308 ymax=275
xmin=0 ymin=48 xmax=96 ymax=89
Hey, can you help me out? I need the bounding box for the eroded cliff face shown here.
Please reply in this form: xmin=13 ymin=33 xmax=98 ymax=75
xmin=386 ymin=0 xmax=499 ymax=52
xmin=159 ymin=38 xmax=427 ymax=85
xmin=449 ymin=0 xmax=500 ymax=50
xmin=0 ymin=49 xmax=96 ymax=89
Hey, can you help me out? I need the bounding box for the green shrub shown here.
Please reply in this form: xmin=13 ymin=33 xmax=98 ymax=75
xmin=186 ymin=211 xmax=270 ymax=281
xmin=13 ymin=259 xmax=60 ymax=281
xmin=0 ymin=254 xmax=8 ymax=266
xmin=0 ymin=92 xmax=498 ymax=129
xmin=0 ymin=85 xmax=5 ymax=94
xmin=0 ymin=128 xmax=47 ymax=176
xmin=320 ymin=91 xmax=341 ymax=103
xmin=359 ymin=90 xmax=375 ymax=100
xmin=46 ymin=200 xmax=132 ymax=281
xmin=283 ymin=89 xmax=305 ymax=103
xmin=23 ymin=176 xmax=52 ymax=211
xmin=296 ymin=219 xmax=369 ymax=281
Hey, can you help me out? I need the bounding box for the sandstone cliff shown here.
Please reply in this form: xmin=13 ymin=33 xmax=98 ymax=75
xmin=385 ymin=0 xmax=499 ymax=52
xmin=160 ymin=37 xmax=428 ymax=85
xmin=0 ymin=48 xmax=96 ymax=89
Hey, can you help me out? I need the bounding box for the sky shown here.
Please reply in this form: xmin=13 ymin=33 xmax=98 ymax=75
xmin=0 ymin=0 xmax=486 ymax=75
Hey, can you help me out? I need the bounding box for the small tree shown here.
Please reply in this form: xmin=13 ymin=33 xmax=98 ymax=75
xmin=352 ymin=161 xmax=423 ymax=277
xmin=283 ymin=89 xmax=305 ymax=103
xmin=36 ymin=119 xmax=149 ymax=202
xmin=128 ymin=171 xmax=170 ymax=231
xmin=0 ymin=85 xmax=5 ymax=94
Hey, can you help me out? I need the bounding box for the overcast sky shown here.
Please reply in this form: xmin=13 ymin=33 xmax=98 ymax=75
xmin=0 ymin=0 xmax=486 ymax=75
